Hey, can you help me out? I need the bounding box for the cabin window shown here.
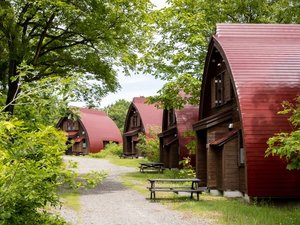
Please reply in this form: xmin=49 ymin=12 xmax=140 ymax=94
xmin=168 ymin=110 xmax=176 ymax=126
xmin=66 ymin=120 xmax=79 ymax=130
xmin=67 ymin=121 xmax=73 ymax=130
xmin=238 ymin=130 xmax=245 ymax=166
xmin=82 ymin=139 xmax=86 ymax=148
xmin=215 ymin=72 xmax=224 ymax=106
xmin=132 ymin=114 xmax=140 ymax=127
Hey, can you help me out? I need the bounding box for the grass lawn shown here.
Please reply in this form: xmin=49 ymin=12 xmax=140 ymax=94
xmin=59 ymin=190 xmax=81 ymax=212
xmin=105 ymin=155 xmax=148 ymax=168
xmin=120 ymin=169 xmax=300 ymax=225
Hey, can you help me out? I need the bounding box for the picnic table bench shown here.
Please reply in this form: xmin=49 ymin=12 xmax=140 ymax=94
xmin=119 ymin=153 xmax=137 ymax=158
xmin=139 ymin=162 xmax=165 ymax=173
xmin=148 ymin=178 xmax=203 ymax=200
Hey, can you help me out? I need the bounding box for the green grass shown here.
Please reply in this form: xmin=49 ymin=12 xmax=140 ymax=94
xmin=120 ymin=170 xmax=300 ymax=225
xmin=59 ymin=191 xmax=81 ymax=212
xmin=105 ymin=155 xmax=148 ymax=168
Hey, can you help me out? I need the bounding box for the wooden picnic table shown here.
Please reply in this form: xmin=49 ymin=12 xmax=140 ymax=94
xmin=139 ymin=162 xmax=165 ymax=173
xmin=147 ymin=178 xmax=202 ymax=200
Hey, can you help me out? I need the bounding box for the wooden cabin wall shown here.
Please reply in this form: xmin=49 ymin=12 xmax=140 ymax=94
xmin=223 ymin=138 xmax=240 ymax=191
xmin=196 ymin=130 xmax=207 ymax=187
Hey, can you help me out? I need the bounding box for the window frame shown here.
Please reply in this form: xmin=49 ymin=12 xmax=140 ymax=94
xmin=214 ymin=72 xmax=225 ymax=107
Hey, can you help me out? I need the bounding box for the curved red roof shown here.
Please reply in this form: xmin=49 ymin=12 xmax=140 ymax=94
xmin=79 ymin=108 xmax=122 ymax=153
xmin=175 ymin=105 xmax=198 ymax=155
xmin=131 ymin=97 xmax=163 ymax=135
xmin=212 ymin=24 xmax=300 ymax=197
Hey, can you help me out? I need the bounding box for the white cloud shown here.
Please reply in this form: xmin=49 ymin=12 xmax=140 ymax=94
xmin=100 ymin=73 xmax=166 ymax=107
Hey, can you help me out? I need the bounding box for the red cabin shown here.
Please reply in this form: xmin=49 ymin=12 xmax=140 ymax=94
xmin=159 ymin=105 xmax=198 ymax=168
xmin=123 ymin=97 xmax=163 ymax=157
xmin=193 ymin=24 xmax=300 ymax=199
xmin=57 ymin=108 xmax=122 ymax=155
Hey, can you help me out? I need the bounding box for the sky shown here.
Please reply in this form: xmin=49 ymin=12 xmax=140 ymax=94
xmin=98 ymin=0 xmax=168 ymax=107
xmin=100 ymin=73 xmax=166 ymax=107
xmin=70 ymin=0 xmax=167 ymax=108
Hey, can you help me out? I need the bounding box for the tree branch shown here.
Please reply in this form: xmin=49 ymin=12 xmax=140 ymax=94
xmin=32 ymin=13 xmax=56 ymax=65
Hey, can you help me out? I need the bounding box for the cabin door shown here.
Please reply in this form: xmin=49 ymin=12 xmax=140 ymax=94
xmin=169 ymin=142 xmax=179 ymax=168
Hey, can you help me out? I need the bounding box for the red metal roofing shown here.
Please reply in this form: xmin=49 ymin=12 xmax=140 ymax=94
xmin=175 ymin=105 xmax=199 ymax=158
xmin=79 ymin=108 xmax=122 ymax=153
xmin=213 ymin=24 xmax=300 ymax=197
xmin=131 ymin=97 xmax=163 ymax=135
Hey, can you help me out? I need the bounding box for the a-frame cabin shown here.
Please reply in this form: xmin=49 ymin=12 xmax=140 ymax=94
xmin=193 ymin=24 xmax=300 ymax=199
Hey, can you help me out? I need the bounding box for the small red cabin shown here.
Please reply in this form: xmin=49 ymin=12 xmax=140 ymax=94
xmin=193 ymin=24 xmax=300 ymax=199
xmin=57 ymin=108 xmax=122 ymax=155
xmin=123 ymin=97 xmax=163 ymax=157
xmin=159 ymin=105 xmax=198 ymax=168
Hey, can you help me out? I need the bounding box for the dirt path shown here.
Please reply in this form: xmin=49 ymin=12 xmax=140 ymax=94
xmin=59 ymin=156 xmax=213 ymax=225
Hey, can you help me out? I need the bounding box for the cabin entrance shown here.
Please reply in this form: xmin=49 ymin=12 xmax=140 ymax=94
xmin=165 ymin=143 xmax=179 ymax=168
xmin=125 ymin=135 xmax=139 ymax=156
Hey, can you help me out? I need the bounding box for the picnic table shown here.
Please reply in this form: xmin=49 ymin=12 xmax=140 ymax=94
xmin=139 ymin=162 xmax=165 ymax=173
xmin=147 ymin=178 xmax=203 ymax=200
xmin=119 ymin=153 xmax=137 ymax=158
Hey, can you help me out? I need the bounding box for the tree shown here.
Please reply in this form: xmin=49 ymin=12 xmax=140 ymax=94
xmin=103 ymin=99 xmax=130 ymax=132
xmin=147 ymin=73 xmax=200 ymax=109
xmin=142 ymin=0 xmax=300 ymax=109
xmin=266 ymin=96 xmax=300 ymax=170
xmin=0 ymin=63 xmax=106 ymax=225
xmin=0 ymin=0 xmax=153 ymax=114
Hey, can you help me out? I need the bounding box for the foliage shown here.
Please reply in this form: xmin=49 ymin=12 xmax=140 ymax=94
xmin=147 ymin=74 xmax=200 ymax=109
xmin=266 ymin=96 xmax=300 ymax=170
xmin=136 ymin=131 xmax=160 ymax=162
xmin=0 ymin=116 xmax=68 ymax=224
xmin=143 ymin=0 xmax=300 ymax=109
xmin=103 ymin=99 xmax=130 ymax=131
xmin=90 ymin=142 xmax=123 ymax=158
xmin=178 ymin=157 xmax=196 ymax=178
xmin=0 ymin=0 xmax=154 ymax=113
xmin=0 ymin=115 xmax=106 ymax=224
xmin=183 ymin=130 xmax=197 ymax=155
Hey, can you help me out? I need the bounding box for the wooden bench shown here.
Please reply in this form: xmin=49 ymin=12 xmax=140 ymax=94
xmin=148 ymin=178 xmax=203 ymax=200
xmin=139 ymin=162 xmax=165 ymax=173
xmin=119 ymin=153 xmax=137 ymax=158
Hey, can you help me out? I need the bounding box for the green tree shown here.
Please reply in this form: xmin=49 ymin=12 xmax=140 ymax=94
xmin=0 ymin=0 xmax=153 ymax=114
xmin=266 ymin=96 xmax=300 ymax=170
xmin=103 ymin=99 xmax=130 ymax=131
xmin=143 ymin=0 xmax=300 ymax=108
xmin=147 ymin=74 xmax=200 ymax=109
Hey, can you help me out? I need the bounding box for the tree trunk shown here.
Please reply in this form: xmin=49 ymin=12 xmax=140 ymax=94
xmin=4 ymin=60 xmax=19 ymax=114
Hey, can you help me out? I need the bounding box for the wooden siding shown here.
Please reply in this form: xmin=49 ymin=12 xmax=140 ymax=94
xmin=123 ymin=97 xmax=163 ymax=156
xmin=159 ymin=105 xmax=198 ymax=168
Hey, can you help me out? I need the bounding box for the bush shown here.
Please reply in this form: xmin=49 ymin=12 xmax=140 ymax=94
xmin=136 ymin=132 xmax=160 ymax=162
xmin=0 ymin=116 xmax=106 ymax=224
xmin=90 ymin=142 xmax=123 ymax=158
xmin=178 ymin=157 xmax=196 ymax=178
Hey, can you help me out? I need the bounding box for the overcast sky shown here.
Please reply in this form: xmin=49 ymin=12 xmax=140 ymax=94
xmin=99 ymin=0 xmax=168 ymax=107
xmin=70 ymin=0 xmax=167 ymax=108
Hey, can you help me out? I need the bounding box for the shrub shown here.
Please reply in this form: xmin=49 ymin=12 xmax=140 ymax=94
xmin=0 ymin=116 xmax=106 ymax=224
xmin=136 ymin=132 xmax=160 ymax=162
xmin=90 ymin=142 xmax=123 ymax=158
xmin=178 ymin=157 xmax=196 ymax=178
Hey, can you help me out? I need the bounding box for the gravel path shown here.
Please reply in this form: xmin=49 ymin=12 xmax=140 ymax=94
xmin=59 ymin=156 xmax=213 ymax=225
